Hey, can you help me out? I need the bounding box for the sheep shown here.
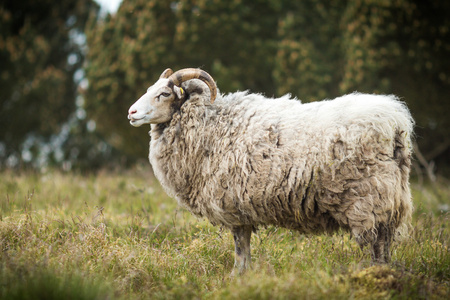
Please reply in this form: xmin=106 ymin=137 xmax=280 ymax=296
xmin=127 ymin=68 xmax=414 ymax=273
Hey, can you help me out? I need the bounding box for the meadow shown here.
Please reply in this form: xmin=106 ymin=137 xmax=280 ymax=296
xmin=0 ymin=166 xmax=449 ymax=299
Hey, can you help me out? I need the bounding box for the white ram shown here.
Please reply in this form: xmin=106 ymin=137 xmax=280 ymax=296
xmin=128 ymin=68 xmax=414 ymax=273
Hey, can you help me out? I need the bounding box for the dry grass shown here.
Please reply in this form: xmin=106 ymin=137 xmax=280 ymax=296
xmin=1 ymin=168 xmax=449 ymax=299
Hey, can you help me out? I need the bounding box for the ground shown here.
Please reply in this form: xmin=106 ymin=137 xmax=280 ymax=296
xmin=0 ymin=167 xmax=449 ymax=299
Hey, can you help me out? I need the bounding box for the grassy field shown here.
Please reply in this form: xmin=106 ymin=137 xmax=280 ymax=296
xmin=1 ymin=167 xmax=449 ymax=299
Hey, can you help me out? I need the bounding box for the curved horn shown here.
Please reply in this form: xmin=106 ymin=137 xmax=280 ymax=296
xmin=160 ymin=68 xmax=174 ymax=79
xmin=168 ymin=68 xmax=217 ymax=103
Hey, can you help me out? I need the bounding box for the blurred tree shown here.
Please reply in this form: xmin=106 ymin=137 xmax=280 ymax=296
xmin=274 ymin=1 xmax=347 ymax=101
xmin=0 ymin=0 xmax=100 ymax=165
xmin=85 ymin=0 xmax=175 ymax=158
xmin=85 ymin=0 xmax=285 ymax=158
xmin=275 ymin=0 xmax=450 ymax=173
xmin=86 ymin=0 xmax=449 ymax=173
xmin=340 ymin=0 xmax=450 ymax=173
xmin=174 ymin=0 xmax=283 ymax=94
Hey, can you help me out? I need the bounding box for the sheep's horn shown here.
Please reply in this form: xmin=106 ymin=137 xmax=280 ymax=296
xmin=168 ymin=68 xmax=217 ymax=103
xmin=160 ymin=68 xmax=174 ymax=79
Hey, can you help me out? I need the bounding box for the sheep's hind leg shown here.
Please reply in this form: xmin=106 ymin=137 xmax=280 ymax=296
xmin=371 ymin=224 xmax=393 ymax=264
xmin=231 ymin=225 xmax=253 ymax=275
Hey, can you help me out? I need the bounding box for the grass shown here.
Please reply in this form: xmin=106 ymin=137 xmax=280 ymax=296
xmin=0 ymin=167 xmax=449 ymax=299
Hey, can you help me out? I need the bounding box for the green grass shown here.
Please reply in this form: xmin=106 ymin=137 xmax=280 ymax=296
xmin=1 ymin=168 xmax=449 ymax=299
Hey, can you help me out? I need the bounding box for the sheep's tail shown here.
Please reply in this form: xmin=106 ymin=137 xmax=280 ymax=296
xmin=392 ymin=101 xmax=415 ymax=240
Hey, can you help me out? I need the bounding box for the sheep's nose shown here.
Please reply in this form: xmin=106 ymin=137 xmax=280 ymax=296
xmin=128 ymin=109 xmax=137 ymax=120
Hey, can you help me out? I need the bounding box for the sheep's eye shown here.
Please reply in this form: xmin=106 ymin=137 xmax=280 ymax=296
xmin=160 ymin=92 xmax=171 ymax=98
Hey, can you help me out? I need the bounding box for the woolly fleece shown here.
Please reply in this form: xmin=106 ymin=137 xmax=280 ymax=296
xmin=149 ymin=84 xmax=414 ymax=246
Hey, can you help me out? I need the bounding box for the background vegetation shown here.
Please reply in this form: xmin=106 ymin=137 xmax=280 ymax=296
xmin=84 ymin=0 xmax=450 ymax=172
xmin=0 ymin=0 xmax=449 ymax=175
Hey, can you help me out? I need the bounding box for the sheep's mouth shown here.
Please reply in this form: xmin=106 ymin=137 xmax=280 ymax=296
xmin=130 ymin=117 xmax=143 ymax=122
xmin=128 ymin=115 xmax=144 ymax=122
xmin=128 ymin=115 xmax=146 ymax=127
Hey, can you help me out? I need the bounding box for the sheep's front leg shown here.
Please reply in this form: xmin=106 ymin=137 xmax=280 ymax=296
xmin=231 ymin=225 xmax=252 ymax=274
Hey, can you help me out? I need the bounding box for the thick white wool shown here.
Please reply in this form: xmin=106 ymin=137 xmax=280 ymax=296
xmin=149 ymin=86 xmax=414 ymax=244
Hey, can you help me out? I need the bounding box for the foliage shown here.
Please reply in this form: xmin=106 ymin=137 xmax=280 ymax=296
xmin=0 ymin=0 xmax=100 ymax=164
xmin=1 ymin=0 xmax=449 ymax=172
xmin=85 ymin=0 xmax=174 ymax=157
xmin=1 ymin=170 xmax=449 ymax=299
xmin=84 ymin=0 xmax=450 ymax=173
xmin=274 ymin=0 xmax=450 ymax=171
xmin=84 ymin=0 xmax=285 ymax=157
xmin=274 ymin=1 xmax=347 ymax=101
xmin=340 ymin=0 xmax=450 ymax=166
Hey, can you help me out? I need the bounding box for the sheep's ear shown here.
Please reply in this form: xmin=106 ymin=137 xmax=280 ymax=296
xmin=173 ymin=86 xmax=186 ymax=100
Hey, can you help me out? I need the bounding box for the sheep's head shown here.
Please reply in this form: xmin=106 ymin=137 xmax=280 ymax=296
xmin=128 ymin=68 xmax=217 ymax=127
